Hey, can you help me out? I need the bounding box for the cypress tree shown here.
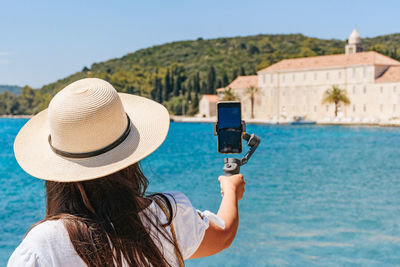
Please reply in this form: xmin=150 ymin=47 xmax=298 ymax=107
xmin=164 ymin=70 xmax=171 ymax=101
xmin=194 ymin=72 xmax=200 ymax=94
xmin=216 ymin=79 xmax=223 ymax=89
xmin=193 ymin=92 xmax=199 ymax=110
xmin=157 ymin=77 xmax=163 ymax=103
xmin=223 ymin=72 xmax=230 ymax=86
xmin=151 ymin=70 xmax=159 ymax=100
xmin=172 ymin=75 xmax=178 ymax=97
xmin=233 ymin=69 xmax=238 ymax=80
xmin=207 ymin=65 xmax=216 ymax=94
xmin=240 ymin=66 xmax=246 ymax=76
xmin=187 ymin=86 xmax=192 ymax=102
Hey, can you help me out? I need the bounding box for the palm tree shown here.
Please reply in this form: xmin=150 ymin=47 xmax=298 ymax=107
xmin=322 ymin=85 xmax=350 ymax=117
xmin=246 ymin=86 xmax=259 ymax=119
xmin=221 ymin=88 xmax=237 ymax=101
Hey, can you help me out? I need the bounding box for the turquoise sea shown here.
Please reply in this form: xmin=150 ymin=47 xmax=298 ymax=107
xmin=1 ymin=118 xmax=400 ymax=266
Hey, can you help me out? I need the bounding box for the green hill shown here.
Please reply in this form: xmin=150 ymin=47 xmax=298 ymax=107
xmin=2 ymin=33 xmax=400 ymax=115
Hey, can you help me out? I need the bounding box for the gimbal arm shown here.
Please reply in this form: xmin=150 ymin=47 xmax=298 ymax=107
xmin=223 ymin=132 xmax=261 ymax=176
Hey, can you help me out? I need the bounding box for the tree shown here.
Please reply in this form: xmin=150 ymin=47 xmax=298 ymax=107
xmin=193 ymin=91 xmax=199 ymax=109
xmin=0 ymin=91 xmax=19 ymax=115
xmin=246 ymin=86 xmax=259 ymax=119
xmin=18 ymin=86 xmax=36 ymax=114
xmin=240 ymin=66 xmax=246 ymax=76
xmin=322 ymin=85 xmax=350 ymax=117
xmin=186 ymin=86 xmax=192 ymax=102
xmin=222 ymin=72 xmax=230 ymax=87
xmin=194 ymin=72 xmax=200 ymax=94
xmin=207 ymin=65 xmax=216 ymax=94
xmin=221 ymin=88 xmax=237 ymax=101
xmin=164 ymin=69 xmax=172 ymax=101
xmin=216 ymin=79 xmax=223 ymax=89
xmin=232 ymin=69 xmax=238 ymax=80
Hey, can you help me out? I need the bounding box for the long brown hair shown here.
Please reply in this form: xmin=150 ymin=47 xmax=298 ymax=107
xmin=40 ymin=163 xmax=180 ymax=267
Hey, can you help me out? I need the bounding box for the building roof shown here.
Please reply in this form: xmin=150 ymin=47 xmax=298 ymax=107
xmin=224 ymin=75 xmax=258 ymax=90
xmin=258 ymin=51 xmax=400 ymax=73
xmin=376 ymin=66 xmax=400 ymax=83
xmin=202 ymin=94 xmax=219 ymax=103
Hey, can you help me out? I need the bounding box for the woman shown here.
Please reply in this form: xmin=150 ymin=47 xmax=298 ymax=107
xmin=8 ymin=78 xmax=245 ymax=267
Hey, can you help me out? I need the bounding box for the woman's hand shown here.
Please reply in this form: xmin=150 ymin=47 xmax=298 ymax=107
xmin=218 ymin=174 xmax=245 ymax=201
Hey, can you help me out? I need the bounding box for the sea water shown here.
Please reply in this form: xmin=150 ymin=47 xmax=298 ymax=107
xmin=1 ymin=119 xmax=400 ymax=266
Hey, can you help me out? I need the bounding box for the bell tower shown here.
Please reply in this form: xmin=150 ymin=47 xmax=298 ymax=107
xmin=345 ymin=28 xmax=363 ymax=54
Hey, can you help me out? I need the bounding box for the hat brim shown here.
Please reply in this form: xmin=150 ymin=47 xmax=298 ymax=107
xmin=14 ymin=93 xmax=170 ymax=182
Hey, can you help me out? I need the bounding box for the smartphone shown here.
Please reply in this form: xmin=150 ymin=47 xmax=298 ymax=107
xmin=217 ymin=101 xmax=242 ymax=154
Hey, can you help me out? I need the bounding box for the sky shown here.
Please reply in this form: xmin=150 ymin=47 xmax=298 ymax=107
xmin=1 ymin=0 xmax=400 ymax=88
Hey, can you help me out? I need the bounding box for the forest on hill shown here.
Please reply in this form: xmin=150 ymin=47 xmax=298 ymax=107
xmin=1 ymin=33 xmax=400 ymax=115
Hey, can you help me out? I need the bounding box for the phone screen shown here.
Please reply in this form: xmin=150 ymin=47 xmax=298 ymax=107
xmin=217 ymin=102 xmax=242 ymax=153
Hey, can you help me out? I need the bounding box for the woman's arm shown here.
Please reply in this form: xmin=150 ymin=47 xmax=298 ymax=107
xmin=189 ymin=174 xmax=245 ymax=258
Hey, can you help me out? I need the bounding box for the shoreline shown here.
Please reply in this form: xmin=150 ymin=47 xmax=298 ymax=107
xmin=2 ymin=115 xmax=400 ymax=128
xmin=171 ymin=116 xmax=400 ymax=127
xmin=0 ymin=115 xmax=33 ymax=118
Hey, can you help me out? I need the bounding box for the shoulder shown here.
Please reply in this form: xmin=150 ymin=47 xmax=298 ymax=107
xmin=162 ymin=191 xmax=192 ymax=211
xmin=27 ymin=220 xmax=67 ymax=240
xmin=8 ymin=220 xmax=85 ymax=267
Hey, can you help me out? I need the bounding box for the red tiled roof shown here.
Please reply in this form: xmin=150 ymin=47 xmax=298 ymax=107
xmin=202 ymin=94 xmax=219 ymax=103
xmin=376 ymin=66 xmax=400 ymax=82
xmin=226 ymin=75 xmax=258 ymax=89
xmin=258 ymin=51 xmax=400 ymax=72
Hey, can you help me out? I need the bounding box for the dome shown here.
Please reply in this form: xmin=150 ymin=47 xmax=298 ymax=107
xmin=348 ymin=28 xmax=361 ymax=45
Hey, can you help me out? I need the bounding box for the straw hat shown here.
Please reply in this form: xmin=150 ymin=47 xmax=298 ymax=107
xmin=14 ymin=78 xmax=170 ymax=182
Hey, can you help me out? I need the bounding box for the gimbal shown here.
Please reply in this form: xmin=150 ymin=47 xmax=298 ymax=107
xmin=214 ymin=121 xmax=261 ymax=176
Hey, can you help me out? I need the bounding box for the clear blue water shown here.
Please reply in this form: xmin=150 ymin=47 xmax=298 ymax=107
xmin=1 ymin=119 xmax=400 ymax=266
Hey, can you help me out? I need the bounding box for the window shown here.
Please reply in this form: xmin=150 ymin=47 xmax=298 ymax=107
xmin=363 ymin=67 xmax=366 ymax=78
xmin=380 ymin=104 xmax=383 ymax=112
xmin=263 ymin=75 xmax=266 ymax=84
xmin=353 ymin=105 xmax=356 ymax=112
xmin=326 ymin=72 xmax=330 ymax=80
xmin=270 ymin=75 xmax=273 ymax=83
xmin=314 ymin=73 xmax=317 ymax=81
xmin=363 ymin=86 xmax=367 ymax=94
xmin=394 ymin=104 xmax=396 ymax=112
xmin=282 ymin=90 xmax=285 ymax=96
xmin=282 ymin=75 xmax=285 ymax=82
xmin=353 ymin=86 xmax=356 ymax=94
xmin=314 ymin=106 xmax=317 ymax=112
xmin=303 ymin=73 xmax=306 ymax=80
xmin=363 ymin=104 xmax=366 ymax=112
xmin=326 ymin=105 xmax=329 ymax=112
xmin=352 ymin=68 xmax=356 ymax=78
xmin=394 ymin=86 xmax=397 ymax=93
xmin=292 ymin=74 xmax=295 ymax=81
xmin=380 ymin=86 xmax=383 ymax=93
xmin=338 ymin=71 xmax=342 ymax=79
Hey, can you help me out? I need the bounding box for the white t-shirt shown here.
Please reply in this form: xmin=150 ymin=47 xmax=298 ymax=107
xmin=8 ymin=192 xmax=211 ymax=267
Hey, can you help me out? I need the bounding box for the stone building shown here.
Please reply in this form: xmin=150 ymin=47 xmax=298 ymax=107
xmin=231 ymin=29 xmax=400 ymax=123
xmin=199 ymin=94 xmax=218 ymax=117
